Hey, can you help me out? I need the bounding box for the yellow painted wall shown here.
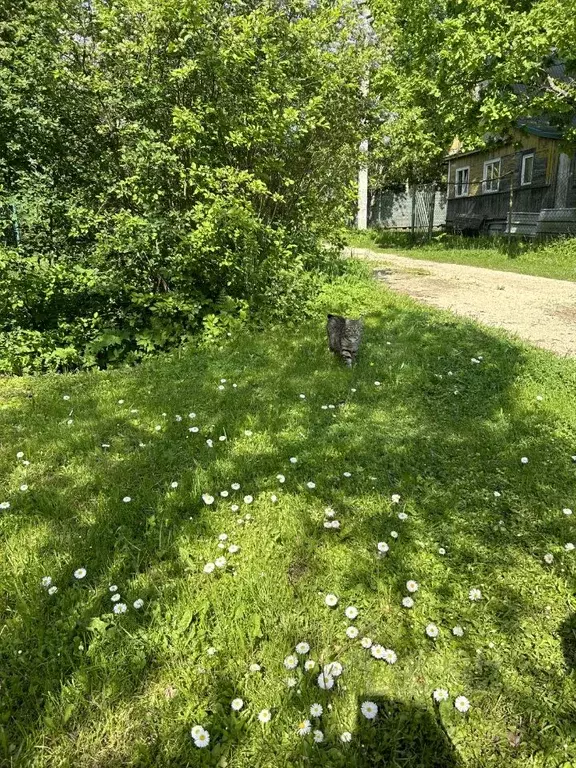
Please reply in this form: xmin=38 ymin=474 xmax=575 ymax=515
xmin=447 ymin=130 xmax=561 ymax=198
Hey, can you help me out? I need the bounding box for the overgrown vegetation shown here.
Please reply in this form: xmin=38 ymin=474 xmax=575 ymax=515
xmin=0 ymin=0 xmax=375 ymax=374
xmin=347 ymin=230 xmax=576 ymax=282
xmin=1 ymin=268 xmax=575 ymax=766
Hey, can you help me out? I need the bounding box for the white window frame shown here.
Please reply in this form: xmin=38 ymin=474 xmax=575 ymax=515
xmin=521 ymin=153 xmax=534 ymax=186
xmin=454 ymin=166 xmax=470 ymax=198
xmin=483 ymin=159 xmax=501 ymax=193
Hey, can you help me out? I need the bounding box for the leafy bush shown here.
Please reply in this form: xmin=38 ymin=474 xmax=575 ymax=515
xmin=0 ymin=0 xmax=375 ymax=374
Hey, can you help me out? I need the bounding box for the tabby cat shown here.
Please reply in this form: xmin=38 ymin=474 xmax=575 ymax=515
xmin=327 ymin=314 xmax=363 ymax=366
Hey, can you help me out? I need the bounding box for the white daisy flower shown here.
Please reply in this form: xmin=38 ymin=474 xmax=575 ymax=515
xmin=544 ymin=553 xmax=554 ymax=564
xmin=371 ymin=644 xmax=385 ymax=659
xmin=402 ymin=596 xmax=414 ymax=608
xmin=317 ymin=672 xmax=334 ymax=690
xmin=111 ymin=593 xmax=121 ymax=602
xmin=277 ymin=474 xmax=285 ymax=484
xmin=398 ymin=512 xmax=408 ymax=521
xmin=155 ymin=425 xmax=162 ymax=431
xmin=190 ymin=725 xmax=206 ymax=740
xmin=219 ymin=435 xmax=226 ymax=442
xmin=323 ymin=521 xmax=333 ymax=529
xmin=189 ymin=413 xmax=196 ymax=419
xmin=310 ymin=703 xmax=323 ymax=717
xmin=271 ymin=494 xmax=278 ymax=502
xmin=406 ymin=580 xmax=419 ymax=593
xmin=189 ymin=426 xmax=199 ymax=433
xmin=520 ymin=457 xmax=529 ymax=464
xmin=118 ymin=399 xmax=125 ymax=404
xmin=228 ymin=544 xmax=240 ymax=554
xmin=296 ymin=642 xmax=310 ymax=655
xmin=20 ymin=485 xmax=28 ymax=492
xmin=249 ymin=663 xmax=261 ymax=672
xmin=345 ymin=606 xmax=358 ymax=620
xmin=297 ymin=719 xmax=311 ymax=736
xmin=306 ymin=482 xmax=316 ymax=489
xmin=299 ymin=394 xmax=306 ymax=399
xmin=565 ymin=543 xmax=575 ymax=551
xmin=313 ymin=730 xmax=324 ymax=743
xmin=214 ymin=556 xmax=227 ymax=568
xmin=494 ymin=491 xmax=501 ymax=498
xmin=207 ymin=647 xmax=217 ymax=656
xmin=101 ymin=443 xmax=110 ymax=448
xmin=175 ymin=415 xmax=182 ymax=422
xmin=48 ymin=585 xmax=58 ymax=595
xmin=563 ymin=508 xmax=573 ymax=516
xmin=438 ymin=547 xmax=446 ymax=555
xmin=231 ymin=698 xmax=244 ymax=711
xmin=231 ymin=504 xmax=239 ymax=512
xmin=391 ymin=494 xmax=401 ymax=503
xmin=324 ymin=593 xmax=338 ymax=607
xmin=469 ymin=588 xmax=482 ymax=601
xmin=16 ymin=451 xmax=25 ymax=458
xmin=206 ymin=439 xmax=214 ymax=448
xmin=340 ymin=731 xmax=352 ymax=743
xmin=377 ymin=541 xmax=389 ymax=554
xmin=286 ymin=677 xmax=297 ymax=688
xmin=452 ymin=625 xmax=464 ymax=637
xmin=374 ymin=381 xmax=381 ymax=386
xmin=343 ymin=471 xmax=351 ymax=477
xmin=454 ymin=696 xmax=470 ymax=713
xmin=202 ymin=494 xmax=214 ymax=505
xmin=109 ymin=585 xmax=118 ymax=592
xmin=258 ymin=709 xmax=272 ymax=723
xmin=113 ymin=603 xmax=127 ymax=614
xmin=63 ymin=395 xmax=70 ymax=400
xmin=391 ymin=531 xmax=399 ymax=539
xmin=433 ymin=688 xmax=449 ymax=702
xmin=361 ymin=637 xmax=373 ymax=649
xmin=170 ymin=481 xmax=178 ymax=489
xmin=0 ymin=501 xmax=10 ymax=509
xmin=122 ymin=496 xmax=131 ymax=503
xmin=74 ymin=568 xmax=87 ymax=580
xmin=290 ymin=457 xmax=298 ymax=463
xmin=203 ymin=562 xmax=215 ymax=573
xmin=284 ymin=655 xmax=298 ymax=669
xmin=231 ymin=483 xmax=241 ymax=490
xmin=218 ymin=533 xmax=228 ymax=541
xmin=243 ymin=495 xmax=253 ymax=504
xmin=41 ymin=576 xmax=52 ymax=588
xmin=346 ymin=626 xmax=359 ymax=639
xmin=244 ymin=430 xmax=252 ymax=436
xmin=304 ymin=659 xmax=316 ymax=671
xmin=331 ymin=520 xmax=340 ymax=529
xmin=133 ymin=599 xmax=144 ymax=609
xmin=323 ymin=661 xmax=343 ymax=677
xmin=426 ymin=623 xmax=439 ymax=638
xmin=324 ymin=508 xmax=335 ymax=519
xmin=361 ymin=701 xmax=378 ymax=720
xmin=245 ymin=513 xmax=252 ymax=521
xmin=383 ymin=648 xmax=397 ymax=664
xmin=194 ymin=730 xmax=210 ymax=748
xmin=218 ymin=385 xmax=225 ymax=391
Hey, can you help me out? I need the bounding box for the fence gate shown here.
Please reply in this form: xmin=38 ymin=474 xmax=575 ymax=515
xmin=368 ymin=182 xmax=446 ymax=237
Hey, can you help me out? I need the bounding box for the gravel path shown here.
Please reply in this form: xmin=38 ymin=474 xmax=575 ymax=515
xmin=351 ymin=247 xmax=576 ymax=357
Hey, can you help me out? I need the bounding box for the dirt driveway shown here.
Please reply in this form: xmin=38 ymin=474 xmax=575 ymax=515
xmin=352 ymin=247 xmax=576 ymax=357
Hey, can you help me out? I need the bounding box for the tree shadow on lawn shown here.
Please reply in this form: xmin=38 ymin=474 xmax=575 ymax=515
xmin=1 ymin=296 xmax=576 ymax=763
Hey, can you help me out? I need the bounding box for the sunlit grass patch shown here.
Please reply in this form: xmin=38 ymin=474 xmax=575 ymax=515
xmin=1 ymin=270 xmax=576 ymax=766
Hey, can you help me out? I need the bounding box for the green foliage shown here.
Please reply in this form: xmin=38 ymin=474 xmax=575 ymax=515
xmin=0 ymin=0 xmax=375 ymax=373
xmin=1 ymin=274 xmax=576 ymax=766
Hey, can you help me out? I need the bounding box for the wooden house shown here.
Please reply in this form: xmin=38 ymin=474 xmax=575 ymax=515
xmin=445 ymin=121 xmax=576 ymax=236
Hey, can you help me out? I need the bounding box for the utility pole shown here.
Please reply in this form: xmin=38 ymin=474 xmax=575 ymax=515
xmin=357 ymin=77 xmax=369 ymax=229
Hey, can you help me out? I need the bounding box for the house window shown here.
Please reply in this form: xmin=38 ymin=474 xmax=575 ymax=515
xmin=521 ymin=153 xmax=534 ymax=186
xmin=455 ymin=167 xmax=470 ymax=197
xmin=483 ymin=159 xmax=501 ymax=192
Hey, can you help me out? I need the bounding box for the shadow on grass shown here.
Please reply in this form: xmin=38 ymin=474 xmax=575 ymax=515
xmin=1 ymin=284 xmax=576 ymax=765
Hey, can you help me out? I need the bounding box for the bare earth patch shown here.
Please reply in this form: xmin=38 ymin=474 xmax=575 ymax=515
xmin=352 ymin=247 xmax=576 ymax=357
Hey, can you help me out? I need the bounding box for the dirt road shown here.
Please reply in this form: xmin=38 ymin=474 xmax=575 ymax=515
xmin=352 ymin=247 xmax=576 ymax=357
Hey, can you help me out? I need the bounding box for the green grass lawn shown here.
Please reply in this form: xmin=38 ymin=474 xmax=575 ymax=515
xmin=347 ymin=230 xmax=576 ymax=282
xmin=1 ymin=268 xmax=576 ymax=767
